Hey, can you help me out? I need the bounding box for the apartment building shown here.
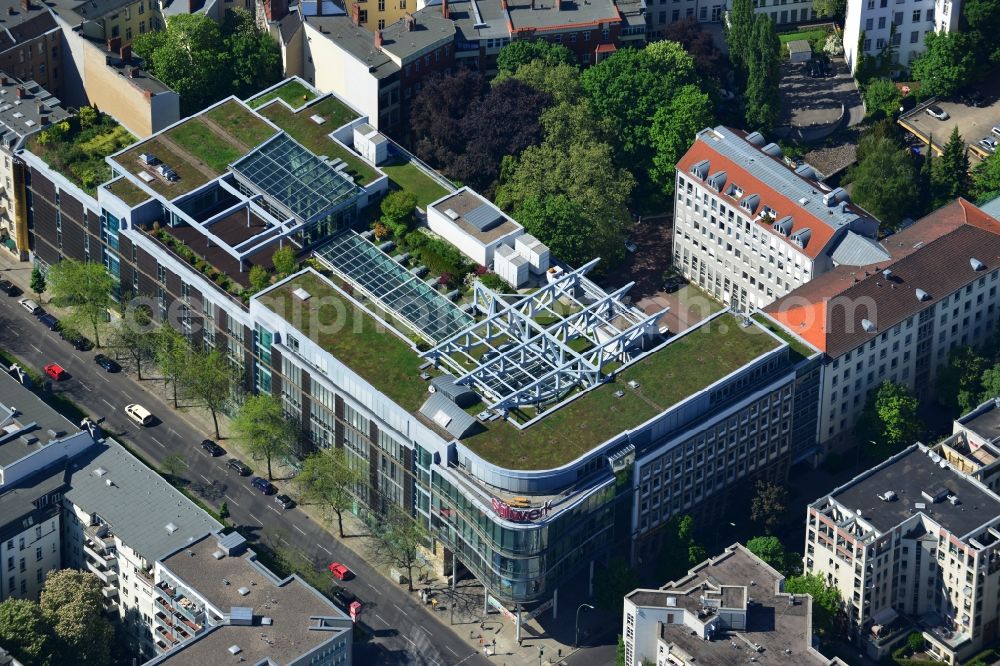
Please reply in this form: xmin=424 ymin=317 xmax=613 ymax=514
xmin=645 ymin=0 xmax=813 ymax=41
xmin=0 ymin=0 xmax=62 ymax=96
xmin=623 ymin=543 xmax=845 ymax=666
xmin=50 ymin=0 xmax=164 ymax=48
xmin=146 ymin=533 xmax=352 ymax=664
xmin=764 ymin=198 xmax=1000 ymax=450
xmin=933 ymin=397 xmax=1000 ymax=494
xmin=0 ymin=357 xmax=351 ymax=664
xmin=674 ymin=127 xmax=881 ymax=312
xmin=843 ymin=0 xmax=959 ymax=73
xmin=0 ymin=76 xmax=69 ymax=260
xmin=806 ymin=444 xmax=1000 ymax=664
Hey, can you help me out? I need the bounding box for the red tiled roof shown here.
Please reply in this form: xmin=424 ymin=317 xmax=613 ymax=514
xmin=764 ymin=199 xmax=1000 ymax=356
xmin=676 ymin=140 xmax=837 ymax=260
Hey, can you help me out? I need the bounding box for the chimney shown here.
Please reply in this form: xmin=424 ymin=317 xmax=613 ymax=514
xmin=406 ymin=13 xmax=415 ymax=30
xmin=375 ymin=29 xmax=383 ymax=49
xmin=442 ymin=0 xmax=449 ymax=18
xmin=107 ymin=36 xmax=121 ymax=53
xmin=0 ymin=76 xmax=7 ymax=86
xmin=555 ymin=0 xmax=561 ymax=9
xmin=120 ymin=45 xmax=131 ymax=64
xmin=128 ymin=66 xmax=140 ymax=78
xmin=351 ymin=3 xmax=359 ymax=24
xmin=15 ymin=86 xmax=24 ymax=99
xmin=19 ymin=0 xmax=28 ymax=12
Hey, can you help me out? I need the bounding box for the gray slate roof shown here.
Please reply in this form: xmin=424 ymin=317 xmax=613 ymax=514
xmin=64 ymin=441 xmax=221 ymax=562
xmin=420 ymin=392 xmax=477 ymax=438
xmin=829 ymin=230 xmax=891 ymax=266
xmin=980 ymin=195 xmax=1000 ymax=221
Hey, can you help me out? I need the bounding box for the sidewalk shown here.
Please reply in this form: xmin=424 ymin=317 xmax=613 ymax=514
xmin=1 ymin=252 xmax=609 ymax=664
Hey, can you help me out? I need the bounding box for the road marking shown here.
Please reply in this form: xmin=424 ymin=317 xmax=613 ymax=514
xmin=97 ymin=374 xmax=110 ymax=383
xmin=318 ymin=544 xmax=332 ymax=555
xmin=454 ymin=653 xmax=477 ymax=665
xmin=293 ymin=525 xmax=307 ymax=536
xmin=393 ymin=604 xmax=409 ymax=618
xmin=445 ymin=646 xmax=459 ymax=656
xmin=268 ymin=505 xmax=281 ymax=515
xmin=374 ymin=614 xmax=389 ymax=626
xmin=248 ymin=512 xmax=262 ymax=524
xmin=101 ymin=398 xmax=115 ymax=409
xmin=367 ymin=582 xmax=381 ymax=595
xmin=198 ymin=473 xmax=211 ymax=483
xmin=78 ymin=381 xmax=90 ymax=391
xmin=150 ymin=436 xmax=165 ymax=449
xmin=401 ymin=635 xmax=416 ymax=647
xmin=279 ymin=537 xmax=289 ymax=545
xmin=224 ymin=495 xmax=240 ymax=507
xmin=29 ymin=343 xmax=41 ymax=353
xmin=416 ymin=624 xmax=432 ymax=636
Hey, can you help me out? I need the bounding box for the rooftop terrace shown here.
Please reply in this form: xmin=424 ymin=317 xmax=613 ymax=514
xmin=26 ymin=112 xmax=135 ymax=195
xmin=257 ymin=269 xmax=783 ymax=469
xmin=257 ymin=95 xmax=379 ymax=186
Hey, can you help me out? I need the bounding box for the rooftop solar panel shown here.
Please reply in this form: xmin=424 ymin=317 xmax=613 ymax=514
xmin=315 ymin=232 xmax=474 ymax=343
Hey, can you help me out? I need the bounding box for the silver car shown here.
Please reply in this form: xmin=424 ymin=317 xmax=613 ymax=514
xmin=925 ymin=105 xmax=949 ymax=120
xmin=979 ymin=138 xmax=998 ymax=153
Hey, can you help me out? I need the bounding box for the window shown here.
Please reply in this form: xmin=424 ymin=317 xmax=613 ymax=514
xmin=876 ymin=37 xmax=886 ymax=48
xmin=378 ymin=0 xmax=385 ymax=9
xmin=358 ymin=9 xmax=367 ymax=22
xmin=35 ymin=547 xmax=41 ymax=562
xmin=865 ymin=18 xmax=873 ymax=30
xmin=139 ymin=20 xmax=145 ymax=33
xmin=878 ymin=16 xmax=886 ymax=28
xmin=583 ymin=30 xmax=591 ymax=40
xmin=126 ymin=26 xmax=132 ymax=40
xmin=399 ymin=0 xmax=406 ymax=7
xmin=378 ymin=18 xmax=385 ymax=28
xmin=910 ymin=30 xmax=919 ymax=42
xmin=912 ymin=9 xmax=920 ymax=20
xmin=893 ymin=11 xmax=902 ymax=24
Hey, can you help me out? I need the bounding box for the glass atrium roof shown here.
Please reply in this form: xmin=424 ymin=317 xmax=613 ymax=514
xmin=230 ymin=133 xmax=358 ymax=222
xmin=315 ymin=231 xmax=474 ymax=343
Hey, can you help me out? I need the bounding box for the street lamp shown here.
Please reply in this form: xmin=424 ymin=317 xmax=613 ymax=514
xmin=575 ymin=603 xmax=595 ymax=648
xmin=538 ymin=646 xmax=544 ymax=666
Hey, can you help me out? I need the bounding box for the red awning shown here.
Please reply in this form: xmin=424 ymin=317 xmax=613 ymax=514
xmin=595 ymin=43 xmax=617 ymax=54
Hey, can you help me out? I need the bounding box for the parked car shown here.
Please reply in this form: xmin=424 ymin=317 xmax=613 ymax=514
xmin=125 ymin=403 xmax=154 ymax=427
xmin=274 ymin=494 xmax=295 ymax=509
xmin=0 ymin=280 xmax=20 ymax=297
xmin=992 ymin=125 xmax=1000 ymax=139
xmin=43 ymin=363 xmax=67 ymax=381
xmin=624 ymin=240 xmax=638 ymax=254
xmin=62 ymin=329 xmax=94 ymax=351
xmin=93 ymin=354 xmax=120 ymax=372
xmin=17 ymin=297 xmax=40 ymax=314
xmin=200 ymin=439 xmax=225 ymax=456
xmin=38 ymin=313 xmax=59 ymax=330
xmin=328 ymin=562 xmax=352 ymax=581
xmin=227 ymin=458 xmax=252 ymax=476
xmin=979 ymin=138 xmax=998 ymax=153
xmin=925 ymin=105 xmax=949 ymax=120
xmin=250 ymin=476 xmax=275 ymax=495
xmin=331 ymin=585 xmax=357 ymax=611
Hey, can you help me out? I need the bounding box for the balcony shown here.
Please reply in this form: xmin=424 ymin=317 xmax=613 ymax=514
xmin=173 ymin=596 xmax=202 ymax=624
xmin=85 ymin=560 xmax=118 ymax=585
xmin=154 ymin=625 xmax=178 ymax=645
xmin=83 ymin=525 xmax=116 ymax=554
xmin=101 ymin=584 xmax=118 ymax=599
xmin=155 ymin=581 xmax=177 ymax=600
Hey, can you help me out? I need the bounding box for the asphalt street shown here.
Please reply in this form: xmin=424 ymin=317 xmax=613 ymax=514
xmin=0 ymin=294 xmax=488 ymax=666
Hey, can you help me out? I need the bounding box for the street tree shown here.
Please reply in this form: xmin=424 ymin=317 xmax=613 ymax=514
xmin=848 ymin=134 xmax=918 ymax=232
xmin=931 ymin=126 xmax=971 ymax=207
xmin=863 ymin=78 xmax=902 ymax=118
xmin=182 ymin=348 xmax=235 ymax=439
xmin=109 ymin=304 xmax=157 ymax=379
xmin=368 ymin=509 xmax=427 ymax=592
xmin=616 ymin=635 xmax=626 ymax=666
xmin=155 ymin=324 xmax=189 ymax=408
xmin=271 ymin=245 xmax=297 ymax=277
xmin=935 ymin=346 xmax=988 ymax=416
xmin=296 ymin=447 xmax=364 ymax=538
xmin=0 ymin=598 xmax=51 ymax=665
xmin=785 ymin=574 xmax=840 ymax=634
xmin=911 ymin=31 xmax=974 ymax=99
xmin=46 ymin=259 xmax=114 ymax=347
xmin=746 ymin=536 xmax=787 ymax=572
xmin=750 ymin=480 xmax=788 ymax=535
xmin=162 ymin=453 xmax=187 ymax=479
xmin=595 ymin=558 xmax=638 ymax=613
xmin=495 ymin=40 xmax=575 ymax=76
xmin=232 ymin=394 xmax=297 ymax=480
xmin=219 ymin=501 xmax=230 ymax=521
xmin=972 ymin=151 xmax=1000 ymax=203
xmin=39 ymin=569 xmax=113 ymax=665
xmin=858 ymin=380 xmax=923 ymax=450
xmin=30 ymin=265 xmax=45 ymax=301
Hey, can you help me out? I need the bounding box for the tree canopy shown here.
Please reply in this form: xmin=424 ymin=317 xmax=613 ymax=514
xmin=743 ymin=15 xmax=782 ymax=131
xmin=863 ymin=79 xmax=902 ymax=119
xmin=296 ymin=447 xmax=364 ymax=538
xmin=181 ymin=348 xmax=235 ymax=439
xmin=39 ymin=570 xmax=113 ymax=665
xmin=972 ymin=151 xmax=1000 ymax=203
xmin=46 ymin=259 xmax=115 ymax=347
xmin=664 ymin=19 xmax=728 ymax=83
xmin=750 ymin=480 xmax=788 ymax=535
xmin=367 ymin=509 xmax=427 ymax=592
xmin=134 ymin=12 xmax=280 ymax=115
xmin=746 ymin=536 xmax=787 ymax=572
xmin=857 ymin=380 xmax=922 ymax=451
xmin=496 ymin=40 xmax=576 ymax=76
xmin=848 ymin=133 xmax=918 ymax=232
xmin=232 ymin=394 xmax=298 ymax=480
xmin=0 ymin=598 xmax=51 ymax=665
xmin=785 ymin=574 xmax=840 ymax=634
xmin=911 ymin=32 xmax=974 ymax=99
xmin=931 ymin=126 xmax=971 ymax=208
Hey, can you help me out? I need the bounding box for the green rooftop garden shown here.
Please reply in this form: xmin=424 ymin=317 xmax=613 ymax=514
xmin=165 ymin=118 xmax=244 ymax=173
xmin=26 ymin=109 xmax=135 ymax=196
xmin=258 ymin=96 xmax=379 ymax=186
xmin=256 ymin=270 xmax=430 ymax=411
xmin=380 ymin=158 xmax=450 ymax=208
xmin=752 ymin=313 xmax=815 ymax=363
xmin=248 ymin=80 xmax=318 ymax=110
xmin=113 ymin=136 xmax=213 ymax=198
xmin=104 ymin=177 xmax=149 ymax=207
xmin=203 ymin=100 xmax=277 ymax=150
xmin=462 ymin=315 xmax=782 ymax=470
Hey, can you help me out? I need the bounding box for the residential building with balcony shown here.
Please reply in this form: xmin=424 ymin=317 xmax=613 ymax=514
xmin=933 ymin=397 xmax=1000 ymax=494
xmin=623 ymin=543 xmax=846 ymax=666
xmin=763 ymin=198 xmax=1000 ymax=451
xmin=805 ymin=444 xmax=1000 ymax=664
xmin=843 ymin=0 xmax=959 ymax=73
xmin=673 ymin=127 xmax=881 ymax=312
xmin=644 ymin=0 xmax=814 ymax=41
xmin=0 ymin=0 xmax=62 ymax=98
xmin=146 ymin=532 xmax=352 ymax=664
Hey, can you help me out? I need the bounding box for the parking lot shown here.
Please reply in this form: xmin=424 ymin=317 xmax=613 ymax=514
xmin=779 ymin=55 xmax=865 ymax=142
xmin=898 ymin=78 xmax=1000 ymax=161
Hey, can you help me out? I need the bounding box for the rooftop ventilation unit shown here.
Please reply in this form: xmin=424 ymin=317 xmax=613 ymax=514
xmin=212 ymin=550 xmax=225 ymax=560
xmin=93 ymin=467 xmax=107 ymax=477
xmin=861 ymin=319 xmax=876 ymax=333
xmin=970 ymin=257 xmax=986 ymax=271
xmin=916 ymin=288 xmax=930 ymax=301
xmin=882 ymin=269 xmax=892 ymax=280
xmin=138 ymin=152 xmax=158 ymax=165
xmin=292 ymin=287 xmax=310 ymax=301
xmin=238 ymin=586 xmax=251 ymax=596
xmin=879 ymin=490 xmax=897 ymax=501
xmin=915 ymin=502 xmax=927 ymax=510
xmin=165 ymin=522 xmax=178 ymax=534
xmin=745 ymin=131 xmax=766 ymax=146
xmin=228 ymin=645 xmax=241 ymax=655
xmin=761 ymin=142 xmax=782 ymax=158
xmin=444 ymin=208 xmax=459 ymax=220
xmin=627 ymin=380 xmax=640 ymax=389
xmin=822 ymin=187 xmax=845 ymax=207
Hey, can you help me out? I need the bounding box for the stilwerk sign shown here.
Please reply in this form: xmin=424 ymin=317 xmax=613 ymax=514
xmin=490 ymin=498 xmax=552 ymax=522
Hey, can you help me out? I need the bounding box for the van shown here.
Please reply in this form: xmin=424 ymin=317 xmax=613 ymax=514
xmin=125 ymin=403 xmax=154 ymax=427
xmin=17 ymin=297 xmax=40 ymax=314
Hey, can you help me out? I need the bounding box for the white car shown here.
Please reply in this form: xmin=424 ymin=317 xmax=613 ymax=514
xmin=125 ymin=403 xmax=154 ymax=427
xmin=992 ymin=125 xmax=1000 ymax=139
xmin=925 ymin=106 xmax=949 ymax=120
xmin=979 ymin=138 xmax=998 ymax=153
xmin=17 ymin=297 xmax=40 ymax=314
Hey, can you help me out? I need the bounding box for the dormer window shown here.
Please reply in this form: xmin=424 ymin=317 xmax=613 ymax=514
xmin=740 ymin=194 xmax=760 ymax=214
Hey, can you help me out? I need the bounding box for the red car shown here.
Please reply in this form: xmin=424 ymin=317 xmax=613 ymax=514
xmin=44 ymin=363 xmax=67 ymax=381
xmin=328 ymin=562 xmax=352 ymax=580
